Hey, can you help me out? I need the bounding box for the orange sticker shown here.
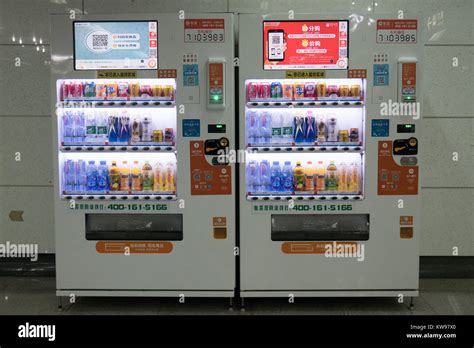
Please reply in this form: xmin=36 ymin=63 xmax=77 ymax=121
xmin=190 ymin=141 xmax=231 ymax=195
xmin=400 ymin=216 xmax=413 ymax=225
xmin=282 ymin=242 xmax=358 ymax=254
xmin=400 ymin=227 xmax=414 ymax=239
xmin=213 ymin=217 xmax=227 ymax=227
xmin=402 ymin=62 xmax=416 ymax=87
xmin=96 ymin=241 xmax=173 ymax=254
xmin=209 ymin=63 xmax=223 ymax=87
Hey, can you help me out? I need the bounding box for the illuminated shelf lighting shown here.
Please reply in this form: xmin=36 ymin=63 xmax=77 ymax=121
xmin=62 ymin=194 xmax=177 ymax=201
xmin=247 ymin=195 xmax=364 ymax=201
xmin=59 ymin=145 xmax=176 ymax=153
xmin=246 ymin=101 xmax=364 ymax=108
xmin=246 ymin=145 xmax=364 ymax=153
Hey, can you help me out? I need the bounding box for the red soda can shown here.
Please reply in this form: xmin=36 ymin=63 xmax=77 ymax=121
xmin=258 ymin=82 xmax=271 ymax=100
xmin=70 ymin=82 xmax=83 ymax=98
xmin=246 ymin=82 xmax=258 ymax=101
xmin=61 ymin=81 xmax=71 ymax=100
xmin=140 ymin=85 xmax=153 ymax=97
xmin=327 ymin=85 xmax=339 ymax=97
xmin=304 ymin=82 xmax=316 ymax=99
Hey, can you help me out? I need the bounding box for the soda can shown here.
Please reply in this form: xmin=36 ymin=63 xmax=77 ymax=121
xmin=96 ymin=83 xmax=107 ymax=99
xmin=338 ymin=130 xmax=349 ymax=142
xmin=350 ymin=84 xmax=361 ymax=98
xmin=106 ymin=82 xmax=118 ymax=98
xmin=61 ymin=81 xmax=71 ymax=101
xmin=139 ymin=85 xmax=153 ymax=97
xmin=327 ymin=85 xmax=339 ymax=98
xmin=258 ymin=82 xmax=271 ymax=100
xmin=70 ymin=82 xmax=83 ymax=98
xmin=129 ymin=82 xmax=141 ymax=98
xmin=316 ymin=82 xmax=327 ymax=98
xmin=294 ymin=82 xmax=305 ymax=99
xmin=270 ymin=81 xmax=283 ymax=99
xmin=282 ymin=83 xmax=293 ymax=100
xmin=339 ymin=85 xmax=350 ymax=97
xmin=246 ymin=82 xmax=258 ymax=101
xmin=152 ymin=85 xmax=163 ymax=98
xmin=165 ymin=128 xmax=174 ymax=143
xmin=153 ymin=130 xmax=163 ymax=143
xmin=83 ymin=82 xmax=96 ymax=98
xmin=118 ymin=82 xmax=129 ymax=98
xmin=163 ymin=85 xmax=173 ymax=100
xmin=304 ymin=82 xmax=316 ymax=99
xmin=350 ymin=128 xmax=359 ymax=142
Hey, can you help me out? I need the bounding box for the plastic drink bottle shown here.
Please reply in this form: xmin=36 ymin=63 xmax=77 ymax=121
xmin=304 ymin=161 xmax=315 ymax=193
xmin=142 ymin=116 xmax=152 ymax=142
xmin=305 ymin=111 xmax=316 ymax=143
xmin=246 ymin=110 xmax=259 ymax=145
xmin=142 ymin=161 xmax=153 ymax=191
xmin=86 ymin=112 xmax=97 ymax=143
xmin=293 ymin=114 xmax=306 ymax=143
xmin=271 ymin=112 xmax=282 ymax=144
xmin=348 ymin=162 xmax=359 ymax=193
xmin=293 ymin=161 xmax=305 ymax=192
xmin=338 ymin=162 xmax=348 ymax=193
xmin=62 ymin=111 xmax=73 ymax=143
xmin=259 ymin=160 xmax=271 ymax=193
xmin=108 ymin=115 xmax=118 ymax=143
xmin=247 ymin=160 xmax=259 ymax=193
xmin=64 ymin=160 xmax=75 ymax=192
xmin=86 ymin=161 xmax=98 ymax=193
xmin=108 ymin=161 xmax=120 ymax=192
xmin=281 ymin=161 xmax=294 ymax=193
xmin=118 ymin=112 xmax=130 ymax=143
xmin=153 ymin=162 xmax=164 ymax=192
xmin=131 ymin=117 xmax=141 ymax=143
xmin=96 ymin=111 xmax=108 ymax=144
xmin=270 ymin=161 xmax=282 ymax=192
xmin=326 ymin=161 xmax=338 ymax=192
xmin=97 ymin=160 xmax=109 ymax=192
xmin=317 ymin=116 xmax=327 ymax=142
xmin=120 ymin=161 xmax=130 ymax=193
xmin=131 ymin=161 xmax=142 ymax=191
xmin=260 ymin=111 xmax=272 ymax=143
xmin=315 ymin=160 xmax=326 ymax=193
xmin=327 ymin=117 xmax=338 ymax=142
xmin=165 ymin=162 xmax=176 ymax=192
xmin=281 ymin=111 xmax=293 ymax=144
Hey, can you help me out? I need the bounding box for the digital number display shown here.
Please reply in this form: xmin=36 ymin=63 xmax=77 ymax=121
xmin=377 ymin=33 xmax=417 ymax=43
xmin=185 ymin=32 xmax=224 ymax=43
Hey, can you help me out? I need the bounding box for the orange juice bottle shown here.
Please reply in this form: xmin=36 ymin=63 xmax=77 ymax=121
xmin=293 ymin=161 xmax=305 ymax=192
xmin=119 ymin=161 xmax=130 ymax=193
xmin=109 ymin=161 xmax=120 ymax=191
xmin=165 ymin=161 xmax=176 ymax=192
xmin=338 ymin=162 xmax=348 ymax=193
xmin=153 ymin=162 xmax=164 ymax=192
xmin=315 ymin=160 xmax=326 ymax=193
xmin=131 ymin=160 xmax=142 ymax=191
xmin=304 ymin=161 xmax=315 ymax=193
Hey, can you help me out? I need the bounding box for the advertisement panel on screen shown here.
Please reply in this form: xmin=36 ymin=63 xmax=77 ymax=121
xmin=263 ymin=20 xmax=349 ymax=70
xmin=74 ymin=21 xmax=158 ymax=70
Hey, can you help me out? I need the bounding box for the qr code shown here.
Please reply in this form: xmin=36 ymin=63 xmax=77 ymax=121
xmin=272 ymin=35 xmax=281 ymax=44
xmin=92 ymin=34 xmax=108 ymax=48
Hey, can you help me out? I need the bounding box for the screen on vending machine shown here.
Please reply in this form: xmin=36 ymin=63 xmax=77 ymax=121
xmin=263 ymin=20 xmax=349 ymax=70
xmin=73 ymin=21 xmax=158 ymax=70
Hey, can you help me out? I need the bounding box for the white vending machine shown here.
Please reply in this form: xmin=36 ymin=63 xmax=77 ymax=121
xmin=239 ymin=14 xmax=422 ymax=298
xmin=50 ymin=14 xmax=235 ymax=299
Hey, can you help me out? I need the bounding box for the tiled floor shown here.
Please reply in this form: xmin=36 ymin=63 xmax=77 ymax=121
xmin=0 ymin=277 xmax=472 ymax=315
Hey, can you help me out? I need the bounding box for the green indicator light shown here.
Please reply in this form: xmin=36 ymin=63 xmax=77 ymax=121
xmin=213 ymin=95 xmax=219 ymax=101
xmin=406 ymin=125 xmax=412 ymax=128
xmin=216 ymin=124 xmax=223 ymax=128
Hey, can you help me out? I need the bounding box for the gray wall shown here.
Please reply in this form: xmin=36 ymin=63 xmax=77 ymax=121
xmin=0 ymin=0 xmax=472 ymax=255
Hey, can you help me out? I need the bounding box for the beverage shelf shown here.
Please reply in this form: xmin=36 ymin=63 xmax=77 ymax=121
xmin=247 ymin=145 xmax=364 ymax=153
xmin=60 ymin=145 xmax=176 ymax=152
xmin=247 ymin=194 xmax=363 ymax=201
xmin=246 ymin=101 xmax=363 ymax=108
xmin=62 ymin=194 xmax=177 ymax=201
xmin=57 ymin=100 xmax=175 ymax=108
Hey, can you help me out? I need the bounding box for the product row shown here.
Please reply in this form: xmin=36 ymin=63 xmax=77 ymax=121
xmin=246 ymin=110 xmax=362 ymax=145
xmin=246 ymin=160 xmax=361 ymax=195
xmin=246 ymin=80 xmax=363 ymax=102
xmin=62 ymin=159 xmax=176 ymax=194
xmin=59 ymin=80 xmax=175 ymax=101
xmin=60 ymin=110 xmax=175 ymax=146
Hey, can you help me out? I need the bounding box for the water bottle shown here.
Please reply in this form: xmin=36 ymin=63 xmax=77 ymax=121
xmin=281 ymin=161 xmax=294 ymax=193
xmin=293 ymin=114 xmax=306 ymax=143
xmin=281 ymin=111 xmax=293 ymax=145
xmin=271 ymin=112 xmax=282 ymax=144
xmin=86 ymin=160 xmax=98 ymax=193
xmin=260 ymin=111 xmax=272 ymax=144
xmin=96 ymin=111 xmax=108 ymax=145
xmin=246 ymin=160 xmax=259 ymax=193
xmin=270 ymin=161 xmax=282 ymax=192
xmin=97 ymin=160 xmax=109 ymax=192
xmin=246 ymin=110 xmax=259 ymax=145
xmin=62 ymin=111 xmax=73 ymax=144
xmin=305 ymin=111 xmax=316 ymax=143
xmin=86 ymin=112 xmax=97 ymax=143
xmin=77 ymin=160 xmax=87 ymax=193
xmin=64 ymin=160 xmax=75 ymax=192
xmin=259 ymin=160 xmax=271 ymax=193
xmin=74 ymin=111 xmax=86 ymax=143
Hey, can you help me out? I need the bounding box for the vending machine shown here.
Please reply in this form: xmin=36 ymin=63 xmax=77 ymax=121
xmin=239 ymin=14 xmax=422 ymax=298
xmin=50 ymin=13 xmax=235 ymax=299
